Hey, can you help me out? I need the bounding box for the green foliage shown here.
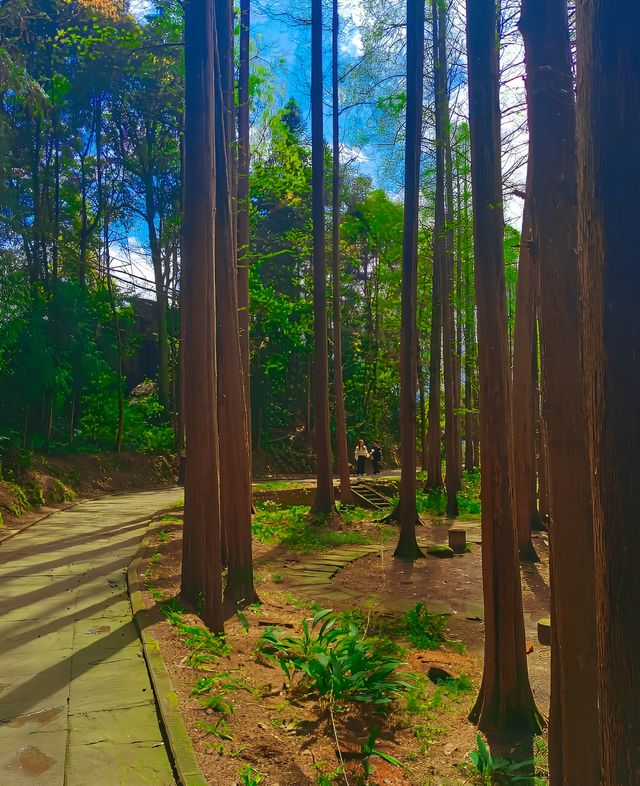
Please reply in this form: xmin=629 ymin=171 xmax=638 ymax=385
xmin=400 ymin=603 xmax=450 ymax=650
xmin=161 ymin=600 xmax=229 ymax=669
xmin=252 ymin=503 xmax=372 ymax=551
xmin=238 ymin=765 xmax=263 ymax=786
xmin=359 ymin=725 xmax=404 ymax=780
xmin=467 ymin=734 xmax=539 ymax=785
xmin=415 ymin=472 xmax=481 ymax=520
xmin=257 ymin=609 xmax=412 ymax=709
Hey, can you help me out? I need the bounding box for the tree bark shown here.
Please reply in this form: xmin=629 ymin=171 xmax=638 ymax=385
xmin=310 ymin=0 xmax=337 ymax=516
xmin=425 ymin=237 xmax=443 ymax=489
xmin=577 ymin=2 xmax=640 ymax=782
xmin=434 ymin=0 xmax=460 ymax=516
xmin=465 ymin=0 xmax=541 ymax=734
xmin=214 ymin=0 xmax=256 ymax=609
xmin=394 ymin=0 xmax=425 ymax=560
xmin=332 ymin=0 xmax=353 ymax=506
xmin=237 ymin=0 xmax=251 ymax=420
xmin=181 ymin=0 xmax=224 ymax=633
xmin=521 ymin=1 xmax=600 ymax=780
xmin=511 ymin=190 xmax=539 ymax=563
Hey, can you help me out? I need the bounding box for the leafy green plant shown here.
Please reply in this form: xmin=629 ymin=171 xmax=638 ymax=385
xmin=400 ymin=602 xmax=456 ymax=650
xmin=359 ymin=726 xmax=403 ymax=781
xmin=313 ymin=763 xmax=344 ymax=785
xmin=157 ymin=529 xmax=169 ymax=543
xmin=161 ymin=601 xmax=229 ymax=668
xmin=237 ymin=608 xmax=250 ymax=632
xmin=197 ymin=716 xmax=232 ymax=740
xmin=467 ymin=734 xmax=537 ymax=784
xmin=238 ymin=765 xmax=263 ymax=786
xmin=257 ymin=609 xmax=412 ymax=709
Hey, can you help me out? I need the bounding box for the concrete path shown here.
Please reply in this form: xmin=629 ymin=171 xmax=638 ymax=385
xmin=0 ymin=488 xmax=183 ymax=786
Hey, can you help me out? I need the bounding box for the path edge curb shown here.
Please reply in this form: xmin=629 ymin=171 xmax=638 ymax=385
xmin=127 ymin=527 xmax=208 ymax=786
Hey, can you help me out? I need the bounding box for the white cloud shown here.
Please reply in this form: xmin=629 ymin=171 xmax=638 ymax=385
xmin=340 ymin=143 xmax=368 ymax=164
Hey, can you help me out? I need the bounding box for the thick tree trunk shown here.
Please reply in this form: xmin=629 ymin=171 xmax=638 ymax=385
xmin=511 ymin=191 xmax=539 ymax=563
xmin=181 ymin=0 xmax=224 ymax=633
xmin=214 ymin=0 xmax=256 ymax=609
xmin=394 ymin=0 xmax=424 ymax=560
xmin=310 ymin=0 xmax=336 ymax=516
xmin=521 ymin=2 xmax=600 ymax=781
xmin=332 ymin=0 xmax=353 ymax=506
xmin=577 ymin=3 xmax=640 ymax=783
xmin=465 ymin=0 xmax=541 ymax=734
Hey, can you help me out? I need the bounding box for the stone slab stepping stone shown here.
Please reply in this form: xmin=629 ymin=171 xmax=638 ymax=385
xmin=464 ymin=601 xmax=484 ymax=621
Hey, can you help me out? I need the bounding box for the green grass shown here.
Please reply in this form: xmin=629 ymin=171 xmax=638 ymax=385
xmin=252 ymin=503 xmax=378 ymax=551
xmin=253 ymin=480 xmax=307 ymax=491
xmin=414 ymin=471 xmax=481 ymax=520
xmin=404 ymin=672 xmax=474 ymax=754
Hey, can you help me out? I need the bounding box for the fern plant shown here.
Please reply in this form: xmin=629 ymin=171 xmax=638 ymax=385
xmin=258 ymin=608 xmax=412 ymax=708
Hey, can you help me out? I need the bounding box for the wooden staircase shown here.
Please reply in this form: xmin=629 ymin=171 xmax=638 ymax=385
xmin=350 ymin=481 xmax=392 ymax=510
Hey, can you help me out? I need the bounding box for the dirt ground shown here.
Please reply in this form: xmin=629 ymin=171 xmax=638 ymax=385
xmin=140 ymin=507 xmax=550 ymax=786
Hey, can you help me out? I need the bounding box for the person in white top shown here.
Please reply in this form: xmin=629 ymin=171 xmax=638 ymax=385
xmin=354 ymin=439 xmax=369 ymax=476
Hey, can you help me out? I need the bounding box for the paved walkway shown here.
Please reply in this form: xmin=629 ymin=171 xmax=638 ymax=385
xmin=0 ymin=488 xmax=183 ymax=786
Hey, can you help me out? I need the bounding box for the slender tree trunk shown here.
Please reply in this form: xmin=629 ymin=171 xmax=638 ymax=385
xmin=521 ymin=2 xmax=601 ymax=780
xmin=214 ymin=0 xmax=256 ymax=608
xmin=418 ymin=355 xmax=428 ymax=471
xmin=577 ymin=2 xmax=639 ymax=783
xmin=181 ymin=0 xmax=224 ymax=633
xmin=144 ymin=163 xmax=171 ymax=409
xmin=511 ymin=190 xmax=539 ymax=562
xmin=237 ymin=0 xmax=251 ymax=451
xmin=465 ymin=0 xmax=541 ymax=734
xmin=536 ymin=382 xmax=550 ymax=524
xmin=462 ymin=148 xmax=476 ymax=473
xmin=331 ymin=0 xmax=353 ymax=506
xmin=434 ymin=0 xmax=460 ymax=516
xmin=394 ymin=0 xmax=425 ymax=560
xmin=425 ymin=240 xmax=443 ymax=489
xmin=310 ymin=0 xmax=336 ymax=516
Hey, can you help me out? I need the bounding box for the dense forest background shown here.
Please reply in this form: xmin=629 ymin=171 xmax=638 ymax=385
xmin=0 ymin=0 xmax=522 ymax=471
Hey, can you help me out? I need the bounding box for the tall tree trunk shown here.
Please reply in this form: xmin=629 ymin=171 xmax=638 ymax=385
xmin=144 ymin=154 xmax=171 ymax=410
xmin=181 ymin=0 xmax=224 ymax=633
xmin=521 ymin=2 xmax=600 ymax=781
xmin=434 ymin=0 xmax=460 ymax=516
xmin=310 ymin=0 xmax=336 ymax=516
xmin=511 ymin=191 xmax=539 ymax=562
xmin=465 ymin=0 xmax=541 ymax=734
xmin=394 ymin=0 xmax=425 ymax=560
xmin=332 ymin=0 xmax=353 ymax=505
xmin=462 ymin=145 xmax=476 ymax=473
xmin=237 ymin=0 xmax=251 ymax=447
xmin=425 ymin=239 xmax=443 ymax=489
xmin=577 ymin=2 xmax=639 ymax=783
xmin=214 ymin=0 xmax=256 ymax=609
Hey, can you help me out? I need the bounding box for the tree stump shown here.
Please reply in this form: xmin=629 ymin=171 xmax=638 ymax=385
xmin=537 ymin=617 xmax=551 ymax=646
xmin=448 ymin=529 xmax=467 ymax=553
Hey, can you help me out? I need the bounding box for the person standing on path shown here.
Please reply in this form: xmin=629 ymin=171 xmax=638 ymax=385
xmin=354 ymin=439 xmax=369 ymax=475
xmin=371 ymin=442 xmax=382 ymax=474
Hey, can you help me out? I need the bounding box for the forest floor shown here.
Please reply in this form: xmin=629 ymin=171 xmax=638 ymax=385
xmin=140 ymin=487 xmax=550 ymax=786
